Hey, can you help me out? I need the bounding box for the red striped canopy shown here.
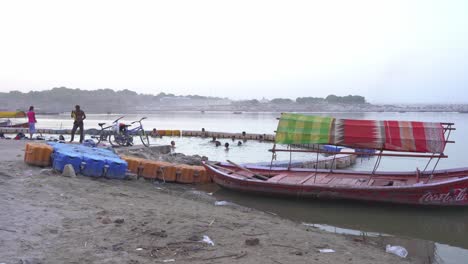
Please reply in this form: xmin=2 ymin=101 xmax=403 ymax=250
xmin=333 ymin=119 xmax=447 ymax=153
xmin=275 ymin=114 xmax=448 ymax=154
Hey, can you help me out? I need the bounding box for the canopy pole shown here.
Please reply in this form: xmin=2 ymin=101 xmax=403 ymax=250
xmin=445 ymin=124 xmax=453 ymax=141
xmin=425 ymin=124 xmax=452 ymax=181
xmin=313 ymin=145 xmax=319 ymax=183
xmin=288 ymin=145 xmax=292 ymax=171
xmin=329 ymin=149 xmax=337 ymax=173
xmin=269 ymin=143 xmax=277 ymax=175
xmin=422 ymin=157 xmax=433 ymax=173
xmin=427 ymin=155 xmax=443 ymax=183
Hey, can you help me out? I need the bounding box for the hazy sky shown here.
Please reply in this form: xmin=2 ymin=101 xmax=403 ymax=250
xmin=1 ymin=0 xmax=467 ymax=103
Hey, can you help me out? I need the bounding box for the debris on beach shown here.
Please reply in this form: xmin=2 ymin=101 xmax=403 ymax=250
xmin=385 ymin=244 xmax=408 ymax=258
xmin=318 ymin=248 xmax=335 ymax=253
xmin=202 ymin=235 xmax=215 ymax=246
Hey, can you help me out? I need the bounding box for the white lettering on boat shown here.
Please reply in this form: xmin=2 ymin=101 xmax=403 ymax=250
xmin=419 ymin=188 xmax=467 ymax=204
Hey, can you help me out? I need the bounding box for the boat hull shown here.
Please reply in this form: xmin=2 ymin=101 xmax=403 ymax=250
xmin=204 ymin=163 xmax=468 ymax=206
xmin=0 ymin=122 xmax=29 ymax=128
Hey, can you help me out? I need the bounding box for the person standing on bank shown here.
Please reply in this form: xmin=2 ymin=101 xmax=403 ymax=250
xmin=70 ymin=105 xmax=86 ymax=143
xmin=27 ymin=106 xmax=37 ymax=139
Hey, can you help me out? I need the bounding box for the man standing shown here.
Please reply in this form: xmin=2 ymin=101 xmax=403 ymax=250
xmin=70 ymin=105 xmax=86 ymax=143
xmin=27 ymin=106 xmax=37 ymax=139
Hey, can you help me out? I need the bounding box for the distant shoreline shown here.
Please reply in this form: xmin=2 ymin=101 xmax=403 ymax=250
xmin=41 ymin=108 xmax=468 ymax=115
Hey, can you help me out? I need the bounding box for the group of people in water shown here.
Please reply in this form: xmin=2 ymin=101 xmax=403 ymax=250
xmin=210 ymin=136 xmax=244 ymax=150
xmin=150 ymin=127 xmax=251 ymax=151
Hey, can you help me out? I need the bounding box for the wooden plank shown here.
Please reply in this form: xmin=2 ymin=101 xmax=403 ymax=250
xmin=267 ymin=174 xmax=289 ymax=183
xmin=318 ymin=176 xmax=334 ymax=184
xmin=299 ymin=174 xmax=322 ymax=184
xmin=329 ymin=177 xmax=358 ymax=185
xmin=278 ymin=176 xmax=305 ymax=185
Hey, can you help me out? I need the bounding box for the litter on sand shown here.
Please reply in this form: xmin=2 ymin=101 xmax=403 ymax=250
xmin=319 ymin=249 xmax=335 ymax=253
xmin=202 ymin=235 xmax=215 ymax=246
xmin=385 ymin=245 xmax=408 ymax=258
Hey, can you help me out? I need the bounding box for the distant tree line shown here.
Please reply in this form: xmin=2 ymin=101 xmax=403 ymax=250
xmin=281 ymin=95 xmax=366 ymax=104
xmin=0 ymin=87 xmax=368 ymax=113
xmin=0 ymin=87 xmax=224 ymax=113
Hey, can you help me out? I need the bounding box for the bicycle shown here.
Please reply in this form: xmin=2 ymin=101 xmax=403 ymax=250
xmin=109 ymin=117 xmax=150 ymax=147
xmin=89 ymin=116 xmax=125 ymax=145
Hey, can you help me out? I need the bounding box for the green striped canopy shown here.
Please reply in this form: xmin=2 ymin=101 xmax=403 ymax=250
xmin=275 ymin=113 xmax=333 ymax=144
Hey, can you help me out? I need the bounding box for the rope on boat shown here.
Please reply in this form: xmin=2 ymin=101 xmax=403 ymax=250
xmin=371 ymin=149 xmax=384 ymax=174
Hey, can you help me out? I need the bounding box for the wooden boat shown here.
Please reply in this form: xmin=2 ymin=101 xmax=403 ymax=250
xmin=204 ymin=162 xmax=468 ymax=206
xmin=0 ymin=111 xmax=26 ymax=118
xmin=204 ymin=113 xmax=468 ymax=206
xmin=0 ymin=122 xmax=29 ymax=128
xmin=0 ymin=111 xmax=28 ymax=128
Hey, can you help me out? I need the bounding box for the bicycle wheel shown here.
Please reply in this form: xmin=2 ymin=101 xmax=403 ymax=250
xmin=96 ymin=129 xmax=108 ymax=144
xmin=109 ymin=133 xmax=126 ymax=147
xmin=140 ymin=130 xmax=150 ymax=147
xmin=87 ymin=128 xmax=102 ymax=144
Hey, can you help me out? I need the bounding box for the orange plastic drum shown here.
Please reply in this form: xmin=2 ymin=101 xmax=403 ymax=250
xmin=24 ymin=143 xmax=54 ymax=167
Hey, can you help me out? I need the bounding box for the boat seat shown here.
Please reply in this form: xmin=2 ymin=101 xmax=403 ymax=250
xmin=301 ymin=174 xmax=326 ymax=185
xmin=268 ymin=174 xmax=289 ymax=183
xmin=316 ymin=176 xmax=334 ymax=184
xmin=329 ymin=177 xmax=359 ymax=186
xmin=372 ymin=179 xmax=394 ymax=186
xmin=392 ymin=181 xmax=407 ymax=186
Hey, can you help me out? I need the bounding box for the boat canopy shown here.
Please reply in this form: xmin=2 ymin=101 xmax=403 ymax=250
xmin=275 ymin=113 xmax=448 ymax=154
xmin=0 ymin=111 xmax=26 ymax=118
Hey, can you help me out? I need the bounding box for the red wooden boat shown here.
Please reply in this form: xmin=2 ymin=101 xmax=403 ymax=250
xmin=204 ymin=162 xmax=468 ymax=206
xmin=203 ymin=114 xmax=468 ymax=206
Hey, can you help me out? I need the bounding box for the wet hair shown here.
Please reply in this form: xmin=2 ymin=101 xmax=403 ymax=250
xmin=170 ymin=140 xmax=175 ymax=146
xmin=224 ymin=142 xmax=229 ymax=148
xmin=237 ymin=141 xmax=242 ymax=146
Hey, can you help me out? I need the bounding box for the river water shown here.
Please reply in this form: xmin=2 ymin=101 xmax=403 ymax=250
xmin=36 ymin=111 xmax=468 ymax=264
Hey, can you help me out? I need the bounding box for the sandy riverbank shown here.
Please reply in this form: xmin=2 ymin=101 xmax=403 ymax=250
xmin=0 ymin=140 xmax=410 ymax=264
